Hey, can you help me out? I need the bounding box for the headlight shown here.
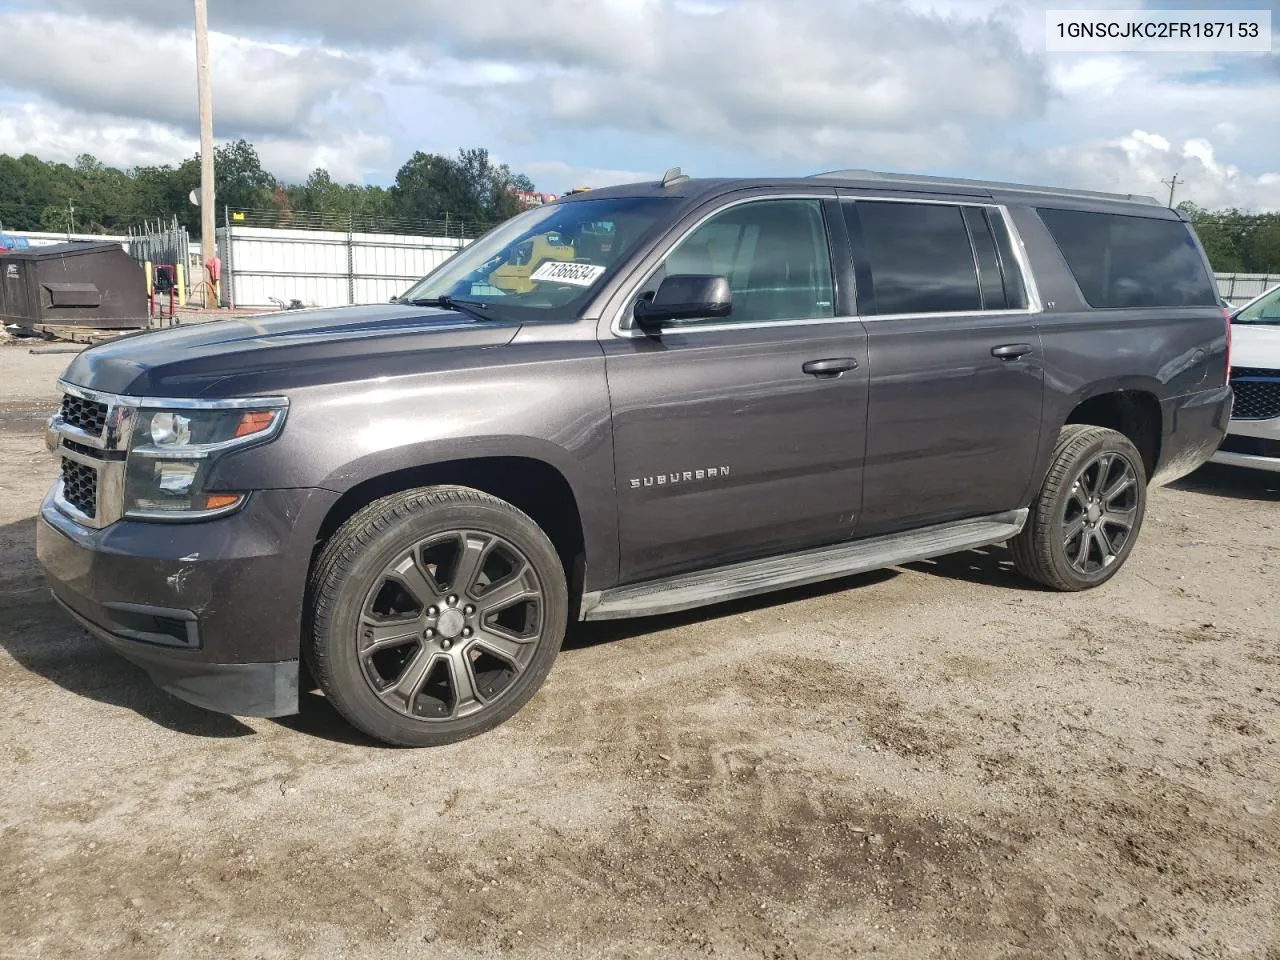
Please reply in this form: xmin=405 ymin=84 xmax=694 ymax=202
xmin=149 ymin=411 xmax=192 ymax=447
xmin=124 ymin=403 xmax=287 ymax=519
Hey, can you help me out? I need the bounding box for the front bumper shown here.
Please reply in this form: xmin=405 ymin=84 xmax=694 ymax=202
xmin=37 ymin=486 xmax=338 ymax=717
xmin=1210 ymin=412 xmax=1280 ymax=473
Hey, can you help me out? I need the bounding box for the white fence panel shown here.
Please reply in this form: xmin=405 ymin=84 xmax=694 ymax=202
xmin=351 ymin=233 xmax=466 ymax=306
xmin=1215 ymin=273 xmax=1280 ymax=305
xmin=225 ymin=226 xmax=467 ymax=308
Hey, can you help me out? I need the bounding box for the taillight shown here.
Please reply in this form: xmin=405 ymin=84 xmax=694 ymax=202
xmin=1223 ymin=307 xmax=1232 ymax=380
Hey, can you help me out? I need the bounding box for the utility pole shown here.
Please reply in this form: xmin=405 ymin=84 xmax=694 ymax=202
xmin=194 ymin=0 xmax=216 ymax=306
xmin=1161 ymin=172 xmax=1184 ymax=208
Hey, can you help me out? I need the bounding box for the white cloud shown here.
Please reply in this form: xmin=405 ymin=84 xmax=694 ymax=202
xmin=255 ymin=133 xmax=395 ymax=185
xmin=522 ymin=160 xmax=659 ymax=192
xmin=0 ymin=101 xmax=195 ymax=170
xmin=0 ymin=100 xmax=390 ymax=186
xmin=7 ymin=0 xmax=1280 ymax=211
xmin=0 ymin=11 xmax=373 ymax=138
xmin=1035 ymin=129 xmax=1280 ymax=210
xmin=424 ymin=0 xmax=1049 ymax=169
xmin=41 ymin=0 xmax=1049 ymax=166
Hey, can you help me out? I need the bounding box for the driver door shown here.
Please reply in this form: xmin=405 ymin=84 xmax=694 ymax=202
xmin=601 ymin=195 xmax=870 ymax=584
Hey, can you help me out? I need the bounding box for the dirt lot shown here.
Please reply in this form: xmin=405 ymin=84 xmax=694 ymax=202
xmin=1 ymin=341 xmax=1276 ymax=960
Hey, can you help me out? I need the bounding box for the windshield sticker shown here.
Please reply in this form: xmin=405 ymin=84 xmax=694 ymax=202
xmin=529 ymin=260 xmax=607 ymax=287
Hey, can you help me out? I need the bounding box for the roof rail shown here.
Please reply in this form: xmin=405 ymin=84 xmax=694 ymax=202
xmin=809 ymin=168 xmax=1161 ymax=205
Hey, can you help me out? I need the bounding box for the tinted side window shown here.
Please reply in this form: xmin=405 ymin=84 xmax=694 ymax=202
xmin=661 ymin=199 xmax=835 ymax=325
xmin=852 ymin=201 xmax=982 ymax=315
xmin=1037 ymin=208 xmax=1218 ymax=308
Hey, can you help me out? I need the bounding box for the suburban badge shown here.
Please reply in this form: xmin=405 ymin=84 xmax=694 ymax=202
xmin=630 ymin=466 xmax=730 ymax=489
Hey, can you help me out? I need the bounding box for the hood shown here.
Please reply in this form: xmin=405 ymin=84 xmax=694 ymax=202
xmin=1231 ymin=322 xmax=1280 ymax=372
xmin=61 ymin=303 xmax=520 ymax=398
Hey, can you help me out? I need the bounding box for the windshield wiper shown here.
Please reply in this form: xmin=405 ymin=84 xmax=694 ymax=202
xmin=402 ymin=296 xmax=497 ymax=322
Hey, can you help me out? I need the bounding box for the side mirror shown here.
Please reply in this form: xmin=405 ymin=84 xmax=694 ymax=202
xmin=633 ymin=274 xmax=732 ymax=330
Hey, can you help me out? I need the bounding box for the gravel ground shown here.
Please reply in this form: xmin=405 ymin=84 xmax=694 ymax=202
xmin=1 ymin=343 xmax=1276 ymax=960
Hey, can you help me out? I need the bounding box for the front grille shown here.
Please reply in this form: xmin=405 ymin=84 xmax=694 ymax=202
xmin=1220 ymin=434 xmax=1280 ymax=459
xmin=61 ymin=393 xmax=108 ymax=435
xmin=61 ymin=458 xmax=98 ymax=518
xmin=1230 ymin=368 xmax=1280 ymax=421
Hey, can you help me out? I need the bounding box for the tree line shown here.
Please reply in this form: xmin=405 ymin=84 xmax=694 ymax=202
xmin=2 ymin=143 xmax=1279 ymax=274
xmin=0 ymin=140 xmax=537 ymax=236
xmin=1178 ymin=203 xmax=1280 ymax=275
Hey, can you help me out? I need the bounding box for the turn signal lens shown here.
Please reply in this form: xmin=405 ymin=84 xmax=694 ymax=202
xmin=203 ymin=493 xmax=244 ymax=510
xmin=235 ymin=410 xmax=278 ymax=438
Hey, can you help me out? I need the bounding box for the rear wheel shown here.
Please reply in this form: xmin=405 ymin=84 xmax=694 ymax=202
xmin=1011 ymin=425 xmax=1147 ymax=591
xmin=309 ymin=485 xmax=567 ymax=746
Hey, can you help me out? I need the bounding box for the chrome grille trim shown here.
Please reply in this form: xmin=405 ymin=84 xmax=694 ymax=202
xmin=60 ymin=393 xmax=108 ymax=436
xmin=59 ymin=459 xmax=98 ymax=518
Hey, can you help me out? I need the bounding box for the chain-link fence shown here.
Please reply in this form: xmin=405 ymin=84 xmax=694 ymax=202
xmin=126 ymin=217 xmax=190 ymax=268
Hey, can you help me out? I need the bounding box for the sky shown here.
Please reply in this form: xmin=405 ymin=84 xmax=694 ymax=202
xmin=0 ymin=0 xmax=1277 ymax=209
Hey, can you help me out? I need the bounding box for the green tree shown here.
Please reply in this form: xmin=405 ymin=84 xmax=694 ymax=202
xmin=132 ymin=159 xmax=200 ymax=231
xmin=388 ymin=147 xmax=537 ymax=228
xmin=1182 ymin=202 xmax=1280 ymax=274
xmin=0 ymin=142 xmax=534 ymax=237
xmin=213 ymin=139 xmax=278 ymax=214
xmin=391 ymin=151 xmax=472 ymax=222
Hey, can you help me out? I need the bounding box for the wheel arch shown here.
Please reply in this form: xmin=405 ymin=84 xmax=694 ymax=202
xmin=1062 ymin=387 xmax=1163 ymax=480
xmin=312 ymin=447 xmax=601 ymax=608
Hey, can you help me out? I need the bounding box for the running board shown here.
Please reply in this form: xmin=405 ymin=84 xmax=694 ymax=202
xmin=579 ymin=509 xmax=1028 ymax=621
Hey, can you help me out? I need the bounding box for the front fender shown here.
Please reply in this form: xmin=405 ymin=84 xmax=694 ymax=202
xmin=205 ymin=346 xmax=619 ymax=590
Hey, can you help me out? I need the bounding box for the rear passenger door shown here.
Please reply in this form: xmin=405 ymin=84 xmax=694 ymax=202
xmin=841 ymin=196 xmax=1045 ymax=535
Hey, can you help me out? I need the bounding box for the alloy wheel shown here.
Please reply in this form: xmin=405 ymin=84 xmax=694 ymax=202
xmin=356 ymin=530 xmax=545 ymax=721
xmin=1061 ymin=451 xmax=1139 ymax=576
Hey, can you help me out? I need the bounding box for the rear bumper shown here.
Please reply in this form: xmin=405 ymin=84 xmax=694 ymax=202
xmin=1151 ymin=384 xmax=1233 ymax=485
xmin=36 ymin=485 xmax=338 ymax=717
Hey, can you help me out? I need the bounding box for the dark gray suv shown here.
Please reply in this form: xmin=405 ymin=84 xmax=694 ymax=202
xmin=38 ymin=169 xmax=1232 ymax=746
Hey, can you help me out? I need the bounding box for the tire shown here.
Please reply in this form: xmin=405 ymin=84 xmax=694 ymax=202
xmin=1011 ymin=425 xmax=1148 ymax=591
xmin=309 ymin=485 xmax=568 ymax=746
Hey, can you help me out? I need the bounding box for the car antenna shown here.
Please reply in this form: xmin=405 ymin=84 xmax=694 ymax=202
xmin=660 ymin=166 xmax=690 ymax=188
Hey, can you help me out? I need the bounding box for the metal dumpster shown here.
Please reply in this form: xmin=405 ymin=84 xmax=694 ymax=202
xmin=0 ymin=241 xmax=147 ymax=329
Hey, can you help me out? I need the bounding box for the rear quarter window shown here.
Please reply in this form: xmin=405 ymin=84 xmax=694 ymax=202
xmin=1036 ymin=208 xmax=1218 ymax=309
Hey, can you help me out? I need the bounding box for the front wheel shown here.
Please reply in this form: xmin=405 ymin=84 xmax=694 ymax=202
xmin=309 ymin=485 xmax=568 ymax=746
xmin=1011 ymin=425 xmax=1148 ymax=591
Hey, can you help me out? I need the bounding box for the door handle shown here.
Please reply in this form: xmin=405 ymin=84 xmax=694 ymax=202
xmin=991 ymin=343 xmax=1033 ymax=361
xmin=802 ymin=357 xmax=858 ymax=378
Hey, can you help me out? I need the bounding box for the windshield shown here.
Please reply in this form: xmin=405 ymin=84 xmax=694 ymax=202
xmin=398 ymin=197 xmax=675 ymax=321
xmin=1233 ymin=283 xmax=1280 ymax=324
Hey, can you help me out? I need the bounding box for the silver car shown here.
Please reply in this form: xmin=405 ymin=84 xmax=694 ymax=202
xmin=1213 ymin=282 xmax=1280 ymax=472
